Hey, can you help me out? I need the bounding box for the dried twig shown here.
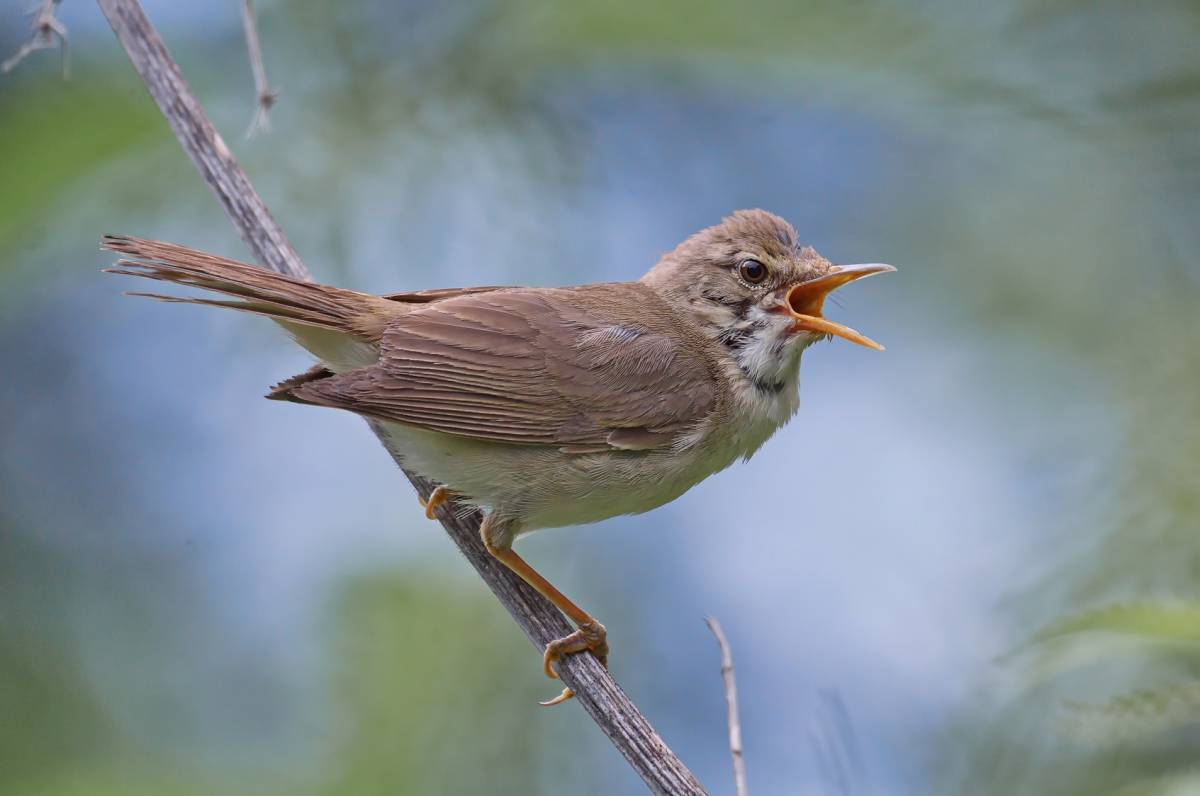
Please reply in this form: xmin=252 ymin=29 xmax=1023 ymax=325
xmin=90 ymin=1 xmax=706 ymax=792
xmin=3 ymin=0 xmax=69 ymax=77
xmin=706 ymin=618 xmax=749 ymax=796
xmin=240 ymin=0 xmax=277 ymax=138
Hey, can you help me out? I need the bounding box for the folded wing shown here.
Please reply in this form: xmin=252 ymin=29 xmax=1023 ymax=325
xmin=279 ymin=285 xmax=715 ymax=451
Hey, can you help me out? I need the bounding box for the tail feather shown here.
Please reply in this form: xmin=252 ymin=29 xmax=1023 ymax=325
xmin=121 ymin=289 xmax=349 ymax=330
xmin=102 ymin=235 xmax=401 ymax=342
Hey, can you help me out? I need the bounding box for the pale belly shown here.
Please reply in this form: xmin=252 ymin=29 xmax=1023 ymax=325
xmin=380 ymin=420 xmax=771 ymax=534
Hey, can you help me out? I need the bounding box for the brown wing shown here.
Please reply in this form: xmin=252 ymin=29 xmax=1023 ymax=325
xmin=285 ymin=285 xmax=715 ymax=450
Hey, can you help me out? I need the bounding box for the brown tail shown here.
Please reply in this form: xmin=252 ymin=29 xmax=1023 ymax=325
xmin=102 ymin=235 xmax=402 ymax=343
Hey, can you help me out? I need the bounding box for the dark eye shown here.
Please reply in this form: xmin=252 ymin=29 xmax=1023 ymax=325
xmin=738 ymin=258 xmax=768 ymax=284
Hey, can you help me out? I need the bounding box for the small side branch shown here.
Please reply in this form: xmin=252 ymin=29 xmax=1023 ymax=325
xmin=706 ymin=618 xmax=749 ymax=796
xmin=240 ymin=0 xmax=277 ymax=138
xmin=3 ymin=0 xmax=69 ymax=77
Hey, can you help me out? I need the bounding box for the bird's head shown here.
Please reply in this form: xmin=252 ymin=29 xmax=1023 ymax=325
xmin=641 ymin=209 xmax=895 ymax=391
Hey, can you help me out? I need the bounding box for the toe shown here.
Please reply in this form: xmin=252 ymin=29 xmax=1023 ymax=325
xmin=541 ymin=620 xmax=609 ymax=682
xmin=542 ymin=646 xmax=560 ymax=680
xmin=420 ymin=486 xmax=451 ymax=520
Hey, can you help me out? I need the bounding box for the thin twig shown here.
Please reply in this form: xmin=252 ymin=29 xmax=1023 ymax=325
xmin=91 ymin=1 xmax=705 ymax=792
xmin=706 ymin=618 xmax=749 ymax=796
xmin=240 ymin=0 xmax=277 ymax=138
xmin=3 ymin=0 xmax=69 ymax=77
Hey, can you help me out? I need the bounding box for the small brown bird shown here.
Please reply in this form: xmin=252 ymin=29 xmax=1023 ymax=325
xmin=104 ymin=209 xmax=894 ymax=704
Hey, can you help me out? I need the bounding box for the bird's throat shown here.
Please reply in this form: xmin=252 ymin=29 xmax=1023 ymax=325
xmin=730 ymin=321 xmax=808 ymax=397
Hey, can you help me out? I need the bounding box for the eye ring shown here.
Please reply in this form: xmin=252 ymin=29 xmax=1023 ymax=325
xmin=738 ymin=258 xmax=768 ymax=285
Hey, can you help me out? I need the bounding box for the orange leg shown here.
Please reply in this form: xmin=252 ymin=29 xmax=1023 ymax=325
xmin=481 ymin=514 xmax=608 ymax=706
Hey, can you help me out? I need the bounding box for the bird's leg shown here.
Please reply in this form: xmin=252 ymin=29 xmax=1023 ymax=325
xmin=418 ymin=485 xmax=455 ymax=520
xmin=480 ymin=513 xmax=608 ymax=706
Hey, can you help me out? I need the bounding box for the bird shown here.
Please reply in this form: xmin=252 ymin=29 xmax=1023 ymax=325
xmin=103 ymin=209 xmax=894 ymax=705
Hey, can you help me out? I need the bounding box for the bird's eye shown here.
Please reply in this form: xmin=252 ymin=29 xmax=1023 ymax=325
xmin=738 ymin=258 xmax=768 ymax=284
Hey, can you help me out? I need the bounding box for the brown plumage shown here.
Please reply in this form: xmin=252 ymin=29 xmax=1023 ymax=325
xmin=281 ymin=285 xmax=717 ymax=451
xmin=103 ymin=210 xmax=894 ymax=706
xmin=104 ymin=235 xmax=718 ymax=452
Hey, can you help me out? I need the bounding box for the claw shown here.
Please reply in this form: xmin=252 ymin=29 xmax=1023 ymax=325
xmin=418 ymin=486 xmax=452 ymax=520
xmin=540 ymin=687 xmax=574 ymax=707
xmin=538 ymin=619 xmax=608 ymax=706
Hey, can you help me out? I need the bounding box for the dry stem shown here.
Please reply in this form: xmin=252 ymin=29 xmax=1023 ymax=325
xmin=706 ymin=618 xmax=749 ymax=796
xmin=240 ymin=0 xmax=277 ymax=138
xmin=3 ymin=0 xmax=69 ymax=77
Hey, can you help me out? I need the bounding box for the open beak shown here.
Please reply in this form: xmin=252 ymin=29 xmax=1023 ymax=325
xmin=778 ymin=263 xmax=896 ymax=351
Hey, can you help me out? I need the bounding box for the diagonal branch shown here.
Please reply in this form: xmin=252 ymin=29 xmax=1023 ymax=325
xmin=93 ymin=1 xmax=705 ymax=793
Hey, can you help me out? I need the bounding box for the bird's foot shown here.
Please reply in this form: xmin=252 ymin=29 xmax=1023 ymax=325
xmin=539 ymin=619 xmax=608 ymax=707
xmin=418 ymin=486 xmax=454 ymax=520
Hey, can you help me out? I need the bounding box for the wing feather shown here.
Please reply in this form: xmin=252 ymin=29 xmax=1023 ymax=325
xmin=286 ymin=285 xmax=715 ymax=449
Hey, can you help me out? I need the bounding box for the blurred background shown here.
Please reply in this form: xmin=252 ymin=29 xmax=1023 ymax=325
xmin=2 ymin=1 xmax=1198 ymax=794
